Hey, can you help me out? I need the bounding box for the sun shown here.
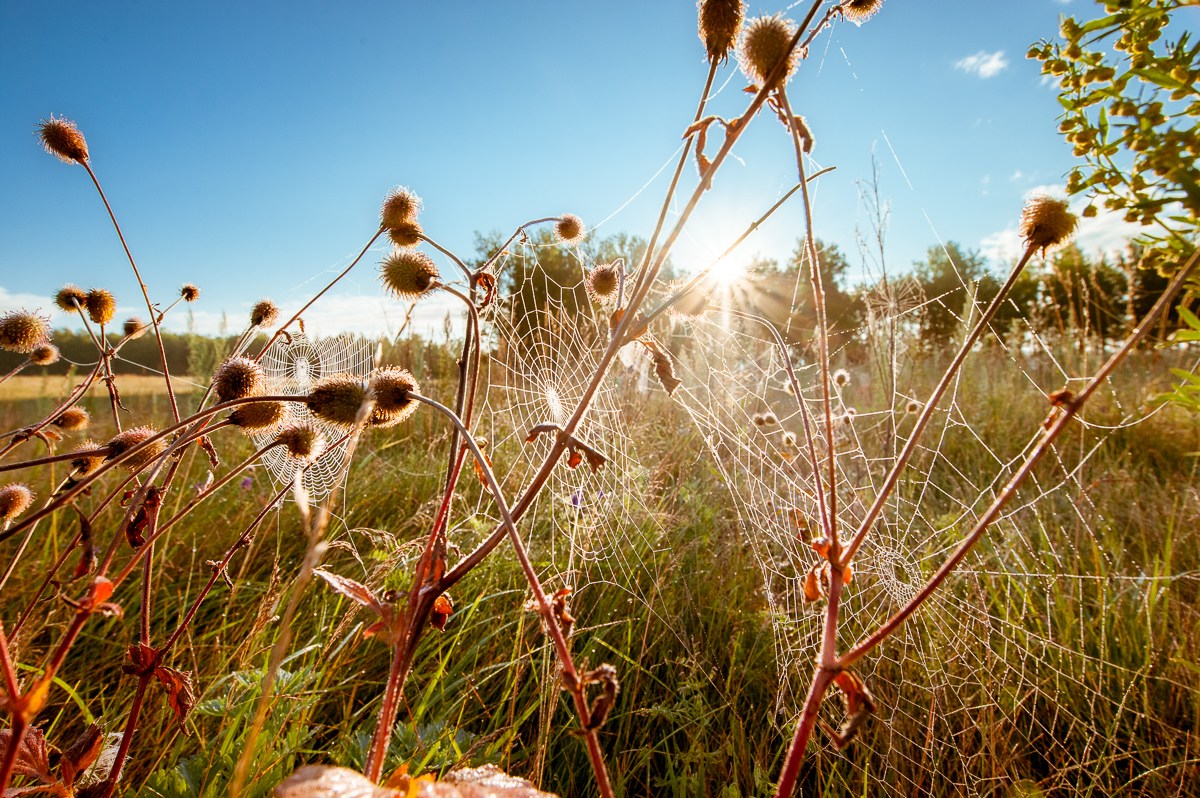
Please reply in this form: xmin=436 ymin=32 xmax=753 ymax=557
xmin=707 ymin=256 xmax=747 ymax=289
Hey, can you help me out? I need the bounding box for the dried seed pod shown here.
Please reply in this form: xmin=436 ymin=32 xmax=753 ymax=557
xmin=554 ymin=214 xmax=586 ymax=246
xmin=0 ymin=311 xmax=51 ymax=353
xmin=277 ymin=423 xmax=325 ymax=462
xmin=84 ymin=288 xmax=116 ymax=325
xmin=230 ymin=400 xmax=287 ymax=435
xmin=380 ymin=186 xmax=422 ymax=228
xmin=385 ymin=220 xmax=423 ymax=249
xmin=53 ymin=407 xmax=91 ymax=431
xmin=123 ymin=317 xmax=147 ymax=339
xmin=30 ymin=343 xmax=60 ymax=365
xmin=70 ymin=440 xmax=106 ymax=476
xmin=698 ymin=0 xmax=745 ymax=64
xmin=738 ymin=14 xmax=799 ymax=88
xmin=833 ymin=369 xmax=850 ymax=387
xmin=0 ymin=483 xmax=34 ymax=521
xmin=106 ymin=426 xmax=168 ymax=474
xmin=368 ymin=366 xmax=420 ymax=427
xmin=586 ymin=262 xmax=621 ymax=301
xmin=36 ymin=115 xmax=89 ymax=163
xmin=380 ymin=250 xmax=440 ymax=301
xmin=843 ymin=0 xmax=884 ymax=23
xmin=55 ymin=284 xmax=88 ymax=312
xmin=250 ymin=299 xmax=280 ymax=328
xmin=906 ymin=399 xmax=921 ymax=414
xmin=306 ymin=373 xmax=368 ymax=429
xmin=1020 ymin=195 xmax=1078 ymax=254
xmin=781 ymin=431 xmax=797 ymax=448
xmin=180 ymin=283 xmax=201 ymax=302
xmin=211 ymin=356 xmax=266 ymax=403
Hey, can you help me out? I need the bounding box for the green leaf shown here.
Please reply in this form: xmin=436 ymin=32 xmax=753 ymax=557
xmin=1079 ymin=13 xmax=1120 ymax=36
xmin=1097 ymin=105 xmax=1108 ymax=142
xmin=1059 ymin=96 xmax=1077 ymax=111
xmin=1178 ymin=305 xmax=1200 ymax=330
xmin=1170 ymin=367 xmax=1200 ymax=384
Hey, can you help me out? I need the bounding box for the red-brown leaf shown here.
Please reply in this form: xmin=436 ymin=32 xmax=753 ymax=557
xmin=313 ymin=570 xmax=383 ymax=617
xmin=152 ymin=667 xmax=197 ymax=733
xmin=59 ymin=723 xmax=104 ymax=788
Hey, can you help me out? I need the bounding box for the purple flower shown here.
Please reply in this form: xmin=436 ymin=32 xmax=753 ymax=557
xmin=241 ymin=476 xmax=253 ymax=490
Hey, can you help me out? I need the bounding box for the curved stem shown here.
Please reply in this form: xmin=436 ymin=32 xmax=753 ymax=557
xmin=420 ymin=234 xmax=473 ymax=284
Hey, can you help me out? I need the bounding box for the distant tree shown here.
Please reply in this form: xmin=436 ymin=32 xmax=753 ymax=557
xmin=750 ymin=238 xmax=863 ymax=351
xmin=1039 ymin=244 xmax=1129 ymax=344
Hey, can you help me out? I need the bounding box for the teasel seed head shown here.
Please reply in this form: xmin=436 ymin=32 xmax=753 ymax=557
xmin=666 ymin=282 xmax=710 ymax=320
xmin=1020 ymin=195 xmax=1078 ymax=255
xmin=53 ymin=407 xmax=91 ymax=431
xmin=368 ymin=367 xmax=420 ymax=427
xmin=753 ymin=411 xmax=778 ymax=427
xmin=906 ymin=399 xmax=921 ymax=414
xmin=381 ymin=186 xmax=422 ymax=229
xmin=106 ymin=425 xmax=168 ymax=474
xmin=124 ymin=317 xmax=147 ymax=339
xmin=251 ymin=299 xmax=280 ymax=329
xmin=71 ymin=440 xmax=107 ymax=477
xmin=781 ymin=430 xmax=797 ymax=448
xmin=698 ymin=0 xmax=745 ymax=64
xmin=738 ymin=14 xmax=799 ymax=88
xmin=0 ymin=483 xmax=35 ymax=521
xmin=833 ymin=368 xmax=850 ymax=387
xmin=554 ymin=214 xmax=586 ymax=246
xmin=277 ymin=423 xmax=325 ymax=462
xmin=586 ymin=262 xmax=621 ymax=302
xmin=85 ymin=288 xmax=116 ymax=325
xmin=306 ymin=372 xmax=369 ymax=429
xmin=31 ymin=343 xmax=60 ymax=366
xmin=842 ymin=0 xmax=884 ymax=23
xmin=230 ymin=400 xmax=288 ymax=435
xmin=180 ymin=283 xmax=201 ymax=302
xmin=386 ymin=220 xmax=424 ymax=249
xmin=36 ymin=115 xmax=89 ymax=164
xmin=0 ymin=311 xmax=51 ymax=353
xmin=212 ymin=356 xmax=266 ymax=403
xmin=380 ymin=250 xmax=440 ymax=301
xmin=55 ymin=284 xmax=88 ymax=312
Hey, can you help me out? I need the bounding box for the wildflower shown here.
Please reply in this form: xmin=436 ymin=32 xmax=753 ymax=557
xmin=0 ymin=311 xmax=51 ymax=353
xmin=55 ymin=285 xmax=88 ymax=312
xmin=833 ymin=369 xmax=850 ymax=387
xmin=306 ymin=372 xmax=368 ymax=429
xmin=738 ymin=14 xmax=799 ymax=88
xmin=368 ymin=367 xmax=420 ymax=427
xmin=386 ymin=220 xmax=423 ymax=249
xmin=698 ymin=0 xmax=745 ymax=64
xmin=380 ymin=250 xmax=440 ymax=301
xmin=180 ymin=283 xmax=201 ymax=302
xmin=554 ymin=214 xmax=586 ymax=246
xmin=84 ymin=288 xmax=116 ymax=325
xmin=0 ymin=484 xmax=34 ymax=521
xmin=230 ymin=400 xmax=288 ymax=435
xmin=277 ymin=423 xmax=325 ymax=462
xmin=380 ymin=186 xmax=422 ymax=229
xmin=842 ymin=0 xmax=884 ymax=23
xmin=123 ymin=317 xmax=147 ymax=339
xmin=240 ymin=476 xmax=253 ymax=490
xmin=36 ymin=115 xmax=89 ymax=163
xmin=1020 ymin=195 xmax=1077 ymax=255
xmin=586 ymin=262 xmax=621 ymax=302
xmin=53 ymin=407 xmax=91 ymax=431
xmin=30 ymin=343 xmax=60 ymax=366
xmin=251 ymin=299 xmax=280 ymax=328
xmin=212 ymin=357 xmax=266 ymax=403
xmin=106 ymin=426 xmax=168 ymax=474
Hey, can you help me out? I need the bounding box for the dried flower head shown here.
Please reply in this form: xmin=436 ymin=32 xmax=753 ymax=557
xmin=306 ymin=372 xmax=369 ymax=429
xmin=36 ymin=115 xmax=89 ymax=163
xmin=554 ymin=214 xmax=586 ymax=246
xmin=230 ymin=400 xmax=288 ymax=435
xmin=0 ymin=311 xmax=51 ymax=353
xmin=123 ymin=317 xmax=147 ymax=339
xmin=251 ymin=299 xmax=280 ymax=328
xmin=180 ymin=283 xmax=201 ymax=302
xmin=386 ymin=220 xmax=423 ymax=249
xmin=380 ymin=186 xmax=422 ymax=229
xmin=55 ymin=284 xmax=88 ymax=312
xmin=905 ymin=399 xmax=921 ymax=414
xmin=106 ymin=426 xmax=168 ymax=474
xmin=212 ymin=356 xmax=266 ymax=403
xmin=380 ymin=250 xmax=440 ymax=301
xmin=368 ymin=367 xmax=420 ymax=427
xmin=842 ymin=407 xmax=858 ymax=426
xmin=738 ymin=14 xmax=799 ymax=88
xmin=0 ymin=483 xmax=35 ymax=521
xmin=843 ymin=0 xmax=884 ymax=23
xmin=761 ymin=411 xmax=779 ymax=426
xmin=698 ymin=0 xmax=745 ymax=64
xmin=833 ymin=369 xmax=850 ymax=387
xmin=30 ymin=343 xmax=60 ymax=366
xmin=667 ymin=282 xmax=711 ymax=320
xmin=277 ymin=423 xmax=325 ymax=462
xmin=53 ymin=407 xmax=91 ymax=431
xmin=782 ymin=430 xmax=798 ymax=448
xmin=84 ymin=288 xmax=116 ymax=325
xmin=1020 ymin=195 xmax=1077 ymax=254
xmin=586 ymin=262 xmax=621 ymax=302
xmin=70 ymin=440 xmax=106 ymax=477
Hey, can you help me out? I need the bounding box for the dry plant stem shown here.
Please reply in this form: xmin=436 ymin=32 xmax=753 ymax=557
xmin=420 ymin=234 xmax=473 ymax=283
xmin=0 ymin=716 xmax=27 ymax=795
xmin=839 ymin=242 xmax=1042 ymax=568
xmin=479 ymin=218 xmax=560 ymax=274
xmin=0 ymin=361 xmax=104 ymax=456
xmin=0 ymin=445 xmax=112 ymax=473
xmin=82 ymin=163 xmax=180 ymax=423
xmin=255 ymin=229 xmax=385 ymax=361
xmin=0 ymin=359 xmax=31 ymax=387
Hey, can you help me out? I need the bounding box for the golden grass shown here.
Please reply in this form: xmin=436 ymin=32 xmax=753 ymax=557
xmin=0 ymin=374 xmax=202 ymax=401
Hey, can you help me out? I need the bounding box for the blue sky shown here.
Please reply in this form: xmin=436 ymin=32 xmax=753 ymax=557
xmin=0 ymin=0 xmax=1140 ymax=339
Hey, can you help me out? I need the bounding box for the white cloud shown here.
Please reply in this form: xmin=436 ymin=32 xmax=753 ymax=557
xmin=955 ymin=50 xmax=1010 ymax=79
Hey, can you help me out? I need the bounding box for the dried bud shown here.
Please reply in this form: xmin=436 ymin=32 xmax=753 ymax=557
xmin=306 ymin=373 xmax=368 ymax=429
xmin=1020 ymin=195 xmax=1077 ymax=254
xmin=586 ymin=262 xmax=621 ymax=302
xmin=386 ymin=220 xmax=423 ymax=249
xmin=36 ymin=115 xmax=89 ymax=163
xmin=123 ymin=317 xmax=147 ymax=339
xmin=230 ymin=400 xmax=288 ymax=435
xmin=212 ymin=357 xmax=266 ymax=403
xmin=106 ymin=426 xmax=168 ymax=474
xmin=84 ymin=288 xmax=116 ymax=325
xmin=30 ymin=343 xmax=60 ymax=366
xmin=277 ymin=423 xmax=325 ymax=462
xmin=180 ymin=283 xmax=201 ymax=302
xmin=906 ymin=399 xmax=921 ymax=414
xmin=53 ymin=407 xmax=91 ymax=431
xmin=250 ymin=299 xmax=280 ymax=328
xmin=753 ymin=411 xmax=778 ymax=427
xmin=0 ymin=483 xmax=35 ymax=521
xmin=380 ymin=186 xmax=422 ymax=229
xmin=71 ymin=440 xmax=107 ymax=476
xmin=843 ymin=0 xmax=884 ymax=23
xmin=781 ymin=431 xmax=797 ymax=448
xmin=833 ymin=369 xmax=850 ymax=387
xmin=368 ymin=367 xmax=420 ymax=427
xmin=698 ymin=0 xmax=745 ymax=64
xmin=0 ymin=311 xmax=51 ymax=353
xmin=738 ymin=14 xmax=799 ymax=88
xmin=55 ymin=284 xmax=88 ymax=313
xmin=380 ymin=250 xmax=440 ymax=301
xmin=554 ymin=214 xmax=586 ymax=246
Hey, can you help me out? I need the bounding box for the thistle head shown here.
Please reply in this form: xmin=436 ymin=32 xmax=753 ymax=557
xmin=212 ymin=356 xmax=266 ymax=403
xmin=0 ymin=311 xmax=51 ymax=353
xmin=368 ymin=367 xmax=420 ymax=427
xmin=230 ymin=400 xmax=288 ymax=435
xmin=586 ymin=262 xmax=621 ymax=302
xmin=0 ymin=483 xmax=35 ymax=521
xmin=53 ymin=407 xmax=91 ymax=431
xmin=698 ymin=0 xmax=745 ymax=64
xmin=180 ymin=283 xmax=201 ymax=302
xmin=55 ymin=285 xmax=88 ymax=313
xmin=738 ymin=14 xmax=799 ymax=88
xmin=306 ymin=372 xmax=369 ymax=429
xmin=386 ymin=220 xmax=423 ymax=249
xmin=36 ymin=115 xmax=89 ymax=163
xmin=30 ymin=343 xmax=60 ymax=366
xmin=842 ymin=0 xmax=884 ymax=24
xmin=70 ymin=440 xmax=107 ymax=477
xmin=85 ymin=288 xmax=116 ymax=325
xmin=1020 ymin=195 xmax=1078 ymax=255
xmin=123 ymin=317 xmax=147 ymax=339
xmin=106 ymin=426 xmax=167 ymax=474
xmin=380 ymin=250 xmax=440 ymax=301
xmin=277 ymin=423 xmax=325 ymax=462
xmin=554 ymin=214 xmax=586 ymax=246
xmin=251 ymin=299 xmax=280 ymax=328
xmin=380 ymin=186 xmax=422 ymax=229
